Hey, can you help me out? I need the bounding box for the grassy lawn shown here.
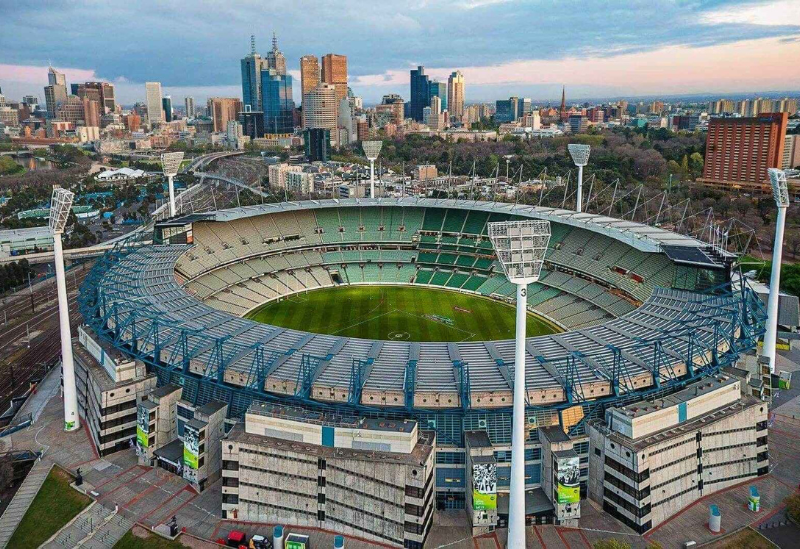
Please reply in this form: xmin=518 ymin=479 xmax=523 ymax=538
xmin=7 ymin=466 xmax=91 ymax=549
xmin=246 ymin=285 xmax=560 ymax=342
xmin=114 ymin=528 xmax=186 ymax=548
xmin=705 ymin=527 xmax=777 ymax=549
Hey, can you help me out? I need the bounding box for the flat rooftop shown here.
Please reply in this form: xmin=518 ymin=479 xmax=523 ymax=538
xmin=228 ymin=424 xmax=434 ymax=466
xmin=615 ymin=374 xmax=739 ymax=420
xmin=73 ymin=341 xmax=152 ymax=392
xmin=248 ymin=401 xmax=417 ymax=434
xmin=592 ymin=394 xmax=763 ymax=451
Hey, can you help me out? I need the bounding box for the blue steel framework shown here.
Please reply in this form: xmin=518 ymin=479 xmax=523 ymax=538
xmin=77 ymin=226 xmax=767 ymax=449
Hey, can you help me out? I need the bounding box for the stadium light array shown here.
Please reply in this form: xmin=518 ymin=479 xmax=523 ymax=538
xmin=568 ymin=144 xmax=591 ymax=213
xmin=362 ymin=141 xmax=383 ymax=199
xmin=488 ymin=219 xmax=551 ymax=549
xmin=161 ymin=151 xmax=185 ymax=217
xmin=763 ymin=168 xmax=789 ymax=374
xmin=49 ymin=186 xmax=80 ymax=431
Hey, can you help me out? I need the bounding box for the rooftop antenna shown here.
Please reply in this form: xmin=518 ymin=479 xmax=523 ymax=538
xmin=251 ymin=34 xmax=256 ymax=55
xmin=272 ymin=32 xmax=278 ymax=51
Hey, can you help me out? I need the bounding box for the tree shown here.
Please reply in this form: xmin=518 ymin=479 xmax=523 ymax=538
xmin=787 ymin=492 xmax=800 ymax=523
xmin=593 ymin=539 xmax=631 ymax=549
xmin=688 ymin=152 xmax=704 ymax=178
xmin=0 ymin=459 xmax=13 ymax=492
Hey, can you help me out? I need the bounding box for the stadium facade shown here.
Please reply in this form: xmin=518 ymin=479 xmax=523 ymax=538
xmin=78 ymin=198 xmax=766 ymax=534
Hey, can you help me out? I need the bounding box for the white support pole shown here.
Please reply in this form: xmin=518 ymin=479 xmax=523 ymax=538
xmin=576 ymin=165 xmax=584 ymax=213
xmin=54 ymin=234 xmax=79 ymax=431
xmin=763 ymin=206 xmax=786 ymax=374
xmin=168 ymin=175 xmax=176 ymax=217
xmin=370 ymin=159 xmax=375 ymax=199
xmin=508 ymin=282 xmax=527 ymax=549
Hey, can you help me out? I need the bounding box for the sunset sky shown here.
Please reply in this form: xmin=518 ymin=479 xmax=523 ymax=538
xmin=1 ymin=0 xmax=799 ymax=105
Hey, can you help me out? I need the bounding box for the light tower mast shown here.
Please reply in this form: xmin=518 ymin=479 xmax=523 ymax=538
xmin=568 ymin=144 xmax=590 ymax=213
xmin=161 ymin=151 xmax=184 ymax=217
xmin=763 ymin=168 xmax=789 ymax=374
xmin=362 ymin=141 xmax=383 ymax=199
xmin=488 ymin=220 xmax=551 ymax=548
xmin=50 ymin=186 xmax=80 ymax=431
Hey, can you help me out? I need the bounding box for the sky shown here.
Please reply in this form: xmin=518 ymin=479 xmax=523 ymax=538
xmin=1 ymin=0 xmax=799 ymax=106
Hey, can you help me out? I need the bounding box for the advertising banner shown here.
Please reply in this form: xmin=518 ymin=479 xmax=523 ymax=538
xmin=556 ymin=456 xmax=580 ymax=504
xmin=136 ymin=405 xmax=149 ymax=448
xmin=472 ymin=463 xmax=497 ymax=510
xmin=183 ymin=426 xmax=200 ymax=470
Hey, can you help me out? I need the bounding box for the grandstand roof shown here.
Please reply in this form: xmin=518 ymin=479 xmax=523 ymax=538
xmin=211 ymin=198 xmax=705 ymax=254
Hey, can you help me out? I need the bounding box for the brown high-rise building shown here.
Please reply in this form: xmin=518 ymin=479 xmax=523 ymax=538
xmin=699 ymin=112 xmax=788 ymax=191
xmin=300 ymin=55 xmax=320 ymax=99
xmin=207 ymin=97 xmax=243 ymax=132
xmin=82 ymin=97 xmax=101 ymax=127
xmin=321 ymin=54 xmax=348 ymax=103
xmin=124 ymin=113 xmax=141 ymax=132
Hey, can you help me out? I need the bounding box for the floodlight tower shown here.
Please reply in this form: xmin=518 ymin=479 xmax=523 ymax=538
xmin=567 ymin=144 xmax=591 ymax=213
xmin=161 ymin=151 xmax=185 ymax=217
xmin=763 ymin=168 xmax=790 ymax=374
xmin=362 ymin=141 xmax=383 ymax=198
xmin=50 ymin=186 xmax=80 ymax=431
xmin=488 ymin=220 xmax=551 ymax=549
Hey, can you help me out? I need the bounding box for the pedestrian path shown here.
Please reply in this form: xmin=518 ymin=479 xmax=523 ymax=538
xmin=0 ymin=460 xmax=52 ymax=548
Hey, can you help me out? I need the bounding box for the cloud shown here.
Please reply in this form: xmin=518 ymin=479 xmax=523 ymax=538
xmin=0 ymin=64 xmax=98 ymax=84
xmin=0 ymin=0 xmax=799 ymax=104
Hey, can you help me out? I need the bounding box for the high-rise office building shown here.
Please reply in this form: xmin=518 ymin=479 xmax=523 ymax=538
xmin=185 ymin=97 xmax=195 ymax=118
xmin=304 ymin=128 xmax=331 ymax=162
xmin=239 ymin=106 xmax=265 ymax=139
xmin=241 ymin=35 xmax=268 ymax=110
xmin=44 ymin=66 xmax=68 ymax=118
xmin=207 ymin=97 xmax=243 ymax=133
xmin=162 ymin=96 xmax=173 ymax=122
xmin=429 ymin=81 xmax=447 ymax=112
xmin=321 ymin=54 xmax=348 ymax=105
xmin=82 ymin=97 xmax=101 ymax=127
xmin=377 ymin=94 xmax=404 ymax=126
xmin=265 ymin=33 xmax=287 ymax=75
xmin=145 ymin=82 xmax=164 ymax=126
xmin=447 ymin=70 xmax=465 ymax=120
xmin=409 ymin=66 xmax=430 ymax=122
xmin=300 ymin=55 xmax=320 ymax=99
xmin=302 ymin=83 xmax=337 ymax=133
xmin=261 ymin=69 xmax=295 ymax=134
xmin=495 ymin=97 xmax=519 ymax=123
xmin=700 ymin=112 xmax=788 ymax=190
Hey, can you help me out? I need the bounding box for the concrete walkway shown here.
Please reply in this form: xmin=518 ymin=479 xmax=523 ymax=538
xmin=0 ymin=460 xmax=52 ymax=548
xmin=42 ymin=501 xmax=134 ymax=549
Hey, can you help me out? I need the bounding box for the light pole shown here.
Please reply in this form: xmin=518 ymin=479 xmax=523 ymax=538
xmin=49 ymin=186 xmax=80 ymax=432
xmin=488 ymin=220 xmax=551 ymax=549
xmin=362 ymin=141 xmax=383 ymax=199
xmin=567 ymin=144 xmax=590 ymax=213
xmin=161 ymin=152 xmax=185 ymax=217
xmin=763 ymin=168 xmax=789 ymax=374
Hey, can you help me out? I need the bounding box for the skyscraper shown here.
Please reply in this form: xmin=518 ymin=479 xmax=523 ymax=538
xmin=162 ymin=96 xmax=173 ymax=122
xmin=185 ymin=96 xmax=195 ymax=118
xmin=409 ymin=66 xmax=430 ymax=122
xmin=265 ymin=33 xmax=287 ymax=75
xmin=302 ymin=83 xmax=337 ymax=132
xmin=261 ymin=69 xmax=295 ymax=134
xmin=321 ymin=54 xmax=348 ymax=104
xmin=300 ymin=55 xmax=320 ymax=99
xmin=44 ymin=66 xmax=68 ymax=119
xmin=447 ymin=70 xmax=465 ymax=120
xmin=145 ymin=82 xmax=164 ymax=126
xmin=241 ymin=35 xmax=268 ymax=110
xmin=207 ymin=97 xmax=243 ymax=132
xmin=700 ymin=112 xmax=788 ymax=191
xmin=429 ymin=81 xmax=447 ymax=113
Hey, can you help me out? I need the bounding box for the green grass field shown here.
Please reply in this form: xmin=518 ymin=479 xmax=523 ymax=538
xmin=246 ymin=285 xmax=560 ymax=342
xmin=8 ymin=466 xmax=91 ymax=549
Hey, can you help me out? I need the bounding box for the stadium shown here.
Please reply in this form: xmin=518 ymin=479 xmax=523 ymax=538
xmin=78 ymin=197 xmax=766 ymax=508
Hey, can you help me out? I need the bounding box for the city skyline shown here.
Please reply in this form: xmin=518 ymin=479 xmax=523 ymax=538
xmin=1 ymin=0 xmax=799 ymax=105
